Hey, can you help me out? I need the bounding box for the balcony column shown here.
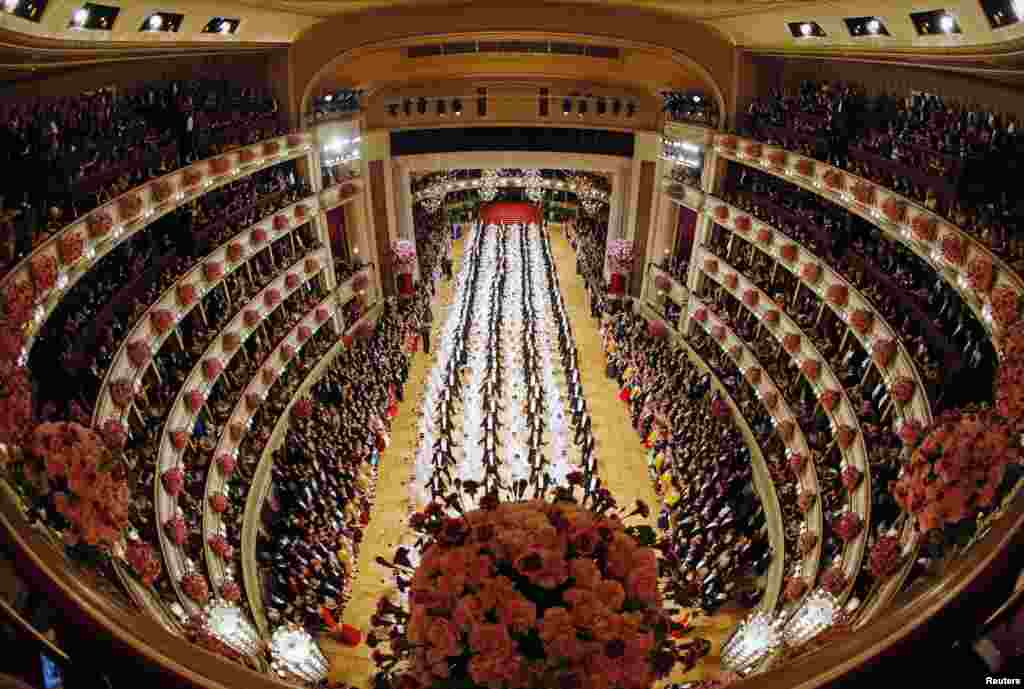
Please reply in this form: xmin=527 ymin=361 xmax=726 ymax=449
xmin=360 ymin=131 xmax=392 ymax=297
xmin=314 ymin=210 xmax=337 ymax=292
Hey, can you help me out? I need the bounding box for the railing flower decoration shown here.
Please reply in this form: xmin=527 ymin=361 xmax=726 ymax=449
xmin=785 ymin=577 xmax=809 ymax=602
xmin=724 ymin=273 xmax=738 ymax=290
xmin=800 ymin=359 xmax=821 ymax=381
xmin=161 ymin=467 xmax=185 ymax=497
xmin=967 ymin=257 xmax=995 ymax=294
xmin=202 ymin=358 xmax=223 ymax=381
xmin=251 ymin=227 xmax=268 ymax=245
xmin=819 ymin=389 xmax=840 ymax=412
xmin=217 ymin=453 xmax=236 ymax=477
xmin=694 ymin=307 xmax=709 ymax=323
xmin=30 ymin=254 xmax=57 ymax=295
xmin=125 ymin=536 xmax=162 ymax=586
xmin=882 ymin=197 xmax=906 ymax=225
xmin=823 ymin=170 xmax=844 ymax=192
xmin=720 ymin=136 xmax=737 ymax=151
xmin=836 ymin=425 xmax=856 ymax=450
xmin=795 ymin=159 xmax=814 ymax=178
xmin=117 ymin=194 xmax=143 ymax=223
xmin=714 ymin=206 xmax=730 ymax=222
xmin=779 ymin=243 xmax=798 ymax=264
xmin=286 ymin=273 xmax=300 ymax=291
xmin=820 ymin=568 xmax=847 ymax=597
xmin=850 ymin=309 xmax=874 ymax=336
xmin=177 ymin=283 xmax=196 ymax=308
xmin=273 ymin=214 xmax=289 ymax=232
xmin=208 ymin=492 xmax=229 ymax=514
xmin=869 ymin=535 xmax=903 ymax=580
xmin=764 ymin=309 xmax=780 ymax=325
xmin=182 ymin=570 xmax=210 ymax=604
xmin=711 ymin=325 xmax=727 ymax=342
xmin=243 ymin=309 xmax=261 ymax=328
xmin=316 ymin=307 xmax=330 ymax=323
xmin=238 ymin=149 xmax=256 ymax=166
xmin=210 ymin=157 xmax=231 ymax=177
xmin=826 ymin=284 xmax=849 ymax=308
xmin=227 ymin=241 xmax=245 ymax=263
xmin=87 ymin=211 xmax=113 ymax=240
xmin=264 ymin=289 xmax=281 ymax=308
xmin=898 ymin=419 xmax=924 ymax=448
xmin=183 ymin=169 xmax=203 ymax=190
xmin=798 ymin=490 xmax=816 ymax=513
xmin=767 ymin=150 xmax=787 ymax=170
xmin=185 ymin=390 xmax=205 ymax=414
xmin=297 ymin=325 xmax=313 ymax=342
xmin=4 ymin=280 xmax=33 ymax=325
xmin=744 ymin=142 xmax=763 ymax=158
xmin=110 ymin=379 xmax=135 ymax=408
xmin=293 ymin=398 xmax=313 ymax=420
xmin=852 ymin=182 xmax=875 ymax=206
xmin=171 ymin=430 xmax=189 ymax=451
xmin=841 ymin=465 xmax=863 ymax=492
xmin=165 ymin=514 xmax=187 ymax=544
xmin=742 ymin=289 xmax=759 ymax=308
xmin=783 ymin=333 xmax=802 ymax=354
xmin=101 ymin=419 xmax=127 ymax=450
xmin=734 ymin=215 xmax=752 ymax=234
xmin=204 ymin=261 xmax=224 ymax=283
xmin=911 ymin=215 xmax=938 ymax=243
xmin=893 ymin=377 xmax=916 ymax=404
xmin=58 ymin=231 xmax=85 ymax=266
xmin=756 ymin=228 xmax=773 ymax=245
xmin=801 ymin=262 xmax=822 ymax=285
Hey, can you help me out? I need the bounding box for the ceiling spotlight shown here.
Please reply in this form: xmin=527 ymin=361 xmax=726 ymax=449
xmin=800 ymin=22 xmax=813 ymax=36
xmin=1014 ymin=0 xmax=1024 ymax=19
xmin=403 ymin=99 xmax=412 ymax=116
xmin=219 ymin=21 xmax=231 ymax=33
xmin=72 ymin=7 xmax=89 ymax=25
xmin=626 ymin=102 xmax=636 ymax=117
xmin=939 ymin=14 xmax=955 ymax=32
xmin=148 ymin=14 xmax=163 ymax=29
xmin=324 ymin=94 xmax=333 ymax=102
xmin=596 ymin=98 xmax=607 ymax=115
xmin=563 ymin=98 xmax=572 ymax=116
xmin=388 ymin=104 xmax=398 ymax=117
xmin=4 ymin=0 xmax=18 ymax=11
xmin=693 ymin=95 xmax=702 ymax=103
xmin=866 ymin=18 xmax=880 ymax=33
xmin=453 ymin=99 xmax=462 ymax=116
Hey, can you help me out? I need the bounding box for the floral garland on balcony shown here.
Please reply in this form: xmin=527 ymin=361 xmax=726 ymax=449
xmin=607 ymin=239 xmax=634 ymax=274
xmin=967 ymin=257 xmax=994 ymax=294
xmin=819 ymin=389 xmax=840 ymax=413
xmin=795 ymin=159 xmax=814 ymax=178
xmin=286 ymin=273 xmax=300 ymax=291
xmin=941 ymin=234 xmax=964 ymax=266
xmin=87 ymin=211 xmax=113 ymax=240
xmin=850 ymin=309 xmax=874 ymax=336
xmin=882 ymin=198 xmax=906 ymax=225
xmin=30 ymin=254 xmax=57 ymax=295
xmin=734 ymin=215 xmax=751 ymax=234
xmin=227 ymin=241 xmax=245 ymax=263
xmin=204 ymin=261 xmax=224 ymax=283
xmin=911 ymin=215 xmax=938 ymax=243
xmin=852 ymin=182 xmax=875 ymax=207
xmin=127 ymin=340 xmax=151 ymax=368
xmin=177 ymin=283 xmax=197 ymax=308
xmin=756 ymin=228 xmax=772 ymax=246
xmin=59 ymin=231 xmax=85 ymax=266
xmin=392 ymin=239 xmax=418 ymax=275
xmin=767 ymin=150 xmax=786 ymax=170
xmin=826 ymin=284 xmax=848 ymax=308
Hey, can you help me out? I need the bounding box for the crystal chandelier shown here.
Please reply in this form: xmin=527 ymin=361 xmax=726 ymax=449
xmin=720 ymin=610 xmax=782 ymax=674
xmin=781 ymin=588 xmax=841 ymax=647
xmin=478 ymin=169 xmax=498 ymax=202
xmin=197 ymin=600 xmax=263 ymax=658
xmin=270 ymin=623 xmax=331 ymax=684
xmin=569 ymin=173 xmax=606 ymax=216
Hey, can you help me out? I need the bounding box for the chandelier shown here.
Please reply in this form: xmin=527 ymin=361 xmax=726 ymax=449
xmin=421 ymin=196 xmax=443 ymax=214
xmin=478 ymin=169 xmax=499 ymax=202
xmin=570 ymin=173 xmax=606 ymax=216
xmin=270 ymin=623 xmax=331 ymax=684
xmin=523 ymin=168 xmax=544 ymax=203
xmin=416 ymin=171 xmax=453 ymax=212
xmin=198 ymin=600 xmax=263 ymax=658
xmin=720 ymin=610 xmax=782 ymax=674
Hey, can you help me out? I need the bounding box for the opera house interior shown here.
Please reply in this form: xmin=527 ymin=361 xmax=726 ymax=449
xmin=1 ymin=1 xmax=1023 ymax=687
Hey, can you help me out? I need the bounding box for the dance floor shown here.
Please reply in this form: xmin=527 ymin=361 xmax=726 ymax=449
xmin=324 ymin=227 xmax=736 ymax=687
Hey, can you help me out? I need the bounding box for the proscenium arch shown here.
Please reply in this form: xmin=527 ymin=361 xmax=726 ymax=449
xmin=290 ymin=1 xmax=735 ymax=128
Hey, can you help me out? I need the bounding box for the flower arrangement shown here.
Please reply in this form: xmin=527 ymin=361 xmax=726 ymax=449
xmin=209 ymin=493 xmax=229 ymax=514
xmin=841 ymin=466 xmax=862 ymax=492
xmin=182 ymin=572 xmax=210 ymax=604
xmin=165 ymin=515 xmax=187 ymax=545
xmin=202 ymin=358 xmax=223 ymax=381
xmin=239 ymin=148 xmax=256 ymax=165
xmin=762 ymin=391 xmax=778 ymax=410
xmin=849 ymin=309 xmax=873 ymax=336
xmin=296 ymin=204 xmax=309 ymax=219
xmin=764 ymin=309 xmax=780 ymax=325
xmin=58 ymin=231 xmax=85 ymax=266
xmin=795 ymin=159 xmax=814 ymax=177
xmin=719 ymin=136 xmax=737 ymax=150
xmin=30 ymin=254 xmax=58 ymax=295
xmin=183 ymin=169 xmax=203 ymax=189
xmin=392 ymin=239 xmax=419 ymax=274
xmin=893 ymin=410 xmax=1019 ymax=533
xmin=217 ymin=453 xmax=236 ymax=476
xmin=370 ymin=497 xmax=686 ymax=689
xmin=788 ymin=453 xmax=806 ymax=475
xmin=293 ymin=398 xmax=313 ymax=419
xmin=767 ymin=150 xmax=787 ymax=170
xmin=711 ymin=325 xmax=726 ymax=342
xmin=87 ymin=211 xmax=113 ymax=239
xmin=274 ymin=214 xmax=289 ymax=232
xmin=252 ymin=227 xmax=268 ymax=245
xmin=316 ymin=307 xmax=331 ymax=323
xmin=799 ymin=531 xmax=818 ymax=554
xmin=882 ymin=198 xmax=906 ymax=224
xmin=264 ymin=289 xmax=281 ymax=307
xmin=780 ymin=244 xmax=798 ymax=263
xmin=911 ymin=214 xmax=938 ymax=243
xmin=823 ymin=170 xmax=844 ymax=191
xmin=606 ymin=239 xmax=634 ymax=274
xmin=23 ymin=422 xmax=129 ymax=547
xmin=714 ymin=206 xmax=730 ymax=222
xmin=286 ymin=273 xmax=300 ymax=291
xmin=209 ymin=534 xmax=234 ymax=560
xmin=221 ymin=332 xmax=241 ymax=353
xmin=343 ymin=334 xmax=355 ymax=349
xmin=798 ymin=491 xmax=816 ymax=513
xmin=777 ymin=420 xmax=794 ymax=442
xmin=693 ymin=307 xmax=708 ymax=323
xmin=221 ymin=580 xmax=242 ymax=603
xmin=941 ymin=234 xmax=964 ymax=266
xmin=868 ymin=535 xmax=902 ymax=579
xmin=785 ymin=577 xmax=808 ymax=602
xmin=305 ymin=256 xmax=321 ymax=274
xmin=0 ymin=370 xmax=32 ymax=446
xmin=177 ymin=283 xmax=196 ymax=307
xmin=872 ymin=339 xmax=897 ymax=369
xmin=123 ymin=340 xmax=150 ymax=370
xmin=4 ymin=280 xmax=34 ymax=325
xmin=830 ymin=508 xmax=863 ymax=545
xmin=101 ymin=419 xmax=127 ymax=451
xmin=262 ymin=368 xmax=277 ymax=385
xmin=125 ymin=537 xmax=161 ymax=586
xmin=826 ymin=284 xmax=848 ymax=308
xmin=819 ymin=389 xmax=840 ymax=412
xmin=210 ymin=157 xmax=231 ymax=177
xmin=852 ymin=182 xmax=874 ymax=206
xmin=783 ymin=333 xmax=802 ymax=354
xmin=991 ymin=287 xmax=1022 ymax=329
xmin=898 ymin=419 xmax=924 ymax=447
xmin=246 ymin=392 xmax=262 ymax=411
xmin=171 ymin=430 xmax=189 ymax=451
xmin=734 ymin=215 xmax=751 ymax=234
xmin=286 ymin=134 xmax=304 ymax=148
xmin=801 ymin=262 xmax=821 ymax=285
xmin=654 ymin=274 xmax=672 ymax=294
xmin=162 ymin=467 xmax=184 ymax=497
xmin=227 ymin=241 xmax=245 ymax=263
xmin=836 ymin=425 xmax=856 ymax=450
xmin=756 ymin=228 xmax=772 ymax=245
xmin=185 ymin=390 xmax=205 ymax=414
xmin=744 ymin=142 xmax=763 ymax=158
xmin=296 ymin=325 xmax=312 ymax=342
xmin=281 ymin=343 xmax=296 ymax=361
xmin=244 ymin=308 xmax=261 ymax=328
xmin=800 ymin=359 xmax=820 ymax=381
xmin=711 ymin=395 xmax=730 ymax=420
xmin=892 ymin=377 xmax=915 ymax=404
xmin=703 ymin=258 xmax=719 ymax=275
xmin=648 ymin=320 xmax=668 ymax=339
xmin=724 ymin=273 xmax=738 ymax=290
xmin=996 ymin=360 xmax=1024 ymax=420
xmin=820 ymin=568 xmax=847 ymax=596
xmin=204 ymin=261 xmax=224 ymax=283
xmin=263 ymin=141 xmax=281 ymax=156
xmin=110 ymin=379 xmax=135 ymax=408
xmin=745 ymin=367 xmax=762 ymax=386
xmin=117 ymin=194 xmax=143 ymax=222
xmin=151 ymin=309 xmax=174 ymax=335
xmin=967 ymin=257 xmax=995 ymax=293
xmin=152 ymin=179 xmax=174 ymax=205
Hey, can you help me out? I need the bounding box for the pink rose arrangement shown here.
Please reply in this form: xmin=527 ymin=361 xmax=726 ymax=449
xmin=161 ymin=467 xmax=185 ymax=497
xmin=286 ymin=273 xmax=300 ymax=290
xmin=177 ymin=283 xmax=196 ymax=307
xmin=783 ymin=333 xmax=802 ymax=354
xmin=795 ymin=159 xmax=814 ymax=177
xmin=826 ymin=284 xmax=848 ymax=308
xmin=217 ymin=453 xmax=236 ymax=476
xmin=87 ymin=211 xmax=113 ymax=239
xmin=202 ymin=358 xmax=223 ymax=381
xmin=835 ymin=512 xmax=863 ymax=542
xmin=800 ymin=359 xmax=820 ymax=381
xmin=734 ymin=215 xmax=751 ymax=234
xmin=264 ymin=289 xmax=281 ymax=307
xmin=941 ymin=234 xmax=964 ymax=266
xmin=204 ymin=261 xmax=224 ymax=283
xmin=59 ymin=231 xmax=85 ymax=266
xmin=30 ymin=254 xmax=58 ymax=295
xmin=819 ymin=389 xmax=840 ymax=412
xmin=849 ymin=309 xmax=874 ymax=336
xmin=293 ymin=398 xmax=313 ymax=419
xmin=742 ymin=289 xmax=758 ymax=308
xmin=227 ymin=241 xmax=245 ymax=263
xmin=882 ymin=197 xmax=906 ymax=224
xmin=371 ymin=497 xmax=687 ymax=689
xmin=780 ymin=244 xmax=798 ymax=263
xmin=151 ymin=309 xmax=174 ymax=335
xmin=125 ymin=537 xmax=162 ymax=586
xmin=127 ymin=340 xmax=151 ymax=368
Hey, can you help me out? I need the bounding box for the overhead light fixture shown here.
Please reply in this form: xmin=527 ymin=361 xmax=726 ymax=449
xmin=800 ymin=22 xmax=813 ymax=35
xmin=325 ymin=94 xmax=333 ymax=102
xmin=72 ymin=7 xmax=88 ymax=25
xmin=4 ymin=0 xmax=18 ymax=11
xmin=693 ymin=95 xmax=702 ymax=103
xmin=939 ymin=13 xmax=955 ymax=31
xmin=626 ymin=102 xmax=636 ymax=117
xmin=596 ymin=98 xmax=607 ymax=115
xmin=867 ymin=18 xmax=881 ymax=33
xmin=147 ymin=14 xmax=162 ymax=29
xmin=612 ymin=99 xmax=622 ymax=116
xmin=388 ymin=104 xmax=399 ymax=117
xmin=578 ymin=99 xmax=588 ymax=117
xmin=417 ymin=97 xmax=427 ymax=115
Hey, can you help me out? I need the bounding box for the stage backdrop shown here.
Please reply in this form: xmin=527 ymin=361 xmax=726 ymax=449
xmin=480 ymin=202 xmax=542 ymax=226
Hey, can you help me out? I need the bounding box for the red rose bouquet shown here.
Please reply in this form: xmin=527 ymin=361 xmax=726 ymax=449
xmin=26 ymin=422 xmax=129 ymax=547
xmin=286 ymin=273 xmax=300 ymax=290
xmin=734 ymin=215 xmax=751 ymax=234
xmin=208 ymin=534 xmax=234 ymax=560
xmin=693 ymin=307 xmax=708 ymax=323
xmin=911 ymin=214 xmax=938 ymax=243
xmin=780 ymin=244 xmax=798 ymax=263
xmin=30 ymin=254 xmax=58 ymax=295
xmin=869 ymin=535 xmax=902 ymax=579
xmin=849 ymin=309 xmax=873 ymax=335
xmin=783 ymin=333 xmax=802 ymax=354
xmin=801 ymin=262 xmax=821 ymax=285
xmin=841 ymin=465 xmax=862 ymax=492
xmin=835 ymin=512 xmax=862 ymax=542
xmin=264 ymin=289 xmax=281 ymax=308
xmin=125 ymin=537 xmax=162 ymax=586
xmin=244 ymin=308 xmax=261 ymax=328
xmin=58 ymin=231 xmax=85 ymax=266
xmin=795 ymin=159 xmax=814 ymax=177
xmin=800 ymin=359 xmax=820 ymax=381
xmin=217 ymin=453 xmax=236 ymax=476
xmin=941 ymin=234 xmax=964 ymax=266
xmin=898 ymin=419 xmax=924 ymax=447
xmin=202 ymin=358 xmax=223 ymax=381
xmin=785 ymin=577 xmax=808 ymax=602
xmin=756 ymin=228 xmax=772 ymax=245
xmin=882 ymin=197 xmax=906 ymax=224
xmin=222 ymin=332 xmax=241 ymax=352
xmin=714 ymin=206 xmax=730 ymax=222
xmin=87 ymin=211 xmax=113 ymax=239
xmin=4 ymin=280 xmax=34 ymax=325
xmin=204 ymin=261 xmax=224 ymax=283
xmin=177 ymin=283 xmax=196 ymax=307
xmin=826 ymin=284 xmax=848 ymax=308
xmin=127 ymin=340 xmax=151 ymax=368
xmin=227 ymin=241 xmax=245 ymax=263
xmin=372 ymin=498 xmax=683 ymax=689
xmin=967 ymin=257 xmax=995 ymax=294
xmin=819 ymin=388 xmax=840 ymax=412
xmin=263 ymin=141 xmax=281 ymax=156
xmin=724 ymin=273 xmax=738 ymax=290
xmin=182 ymin=572 xmax=210 ymax=604
xmin=162 ymin=467 xmax=184 ymax=497
xmin=893 ymin=377 xmax=915 ymax=404
xmin=151 ymin=309 xmax=174 ymax=335
xmin=273 ymin=214 xmax=289 ymax=232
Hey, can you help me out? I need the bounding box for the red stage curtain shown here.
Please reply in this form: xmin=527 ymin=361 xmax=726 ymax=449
xmin=479 ymin=202 xmax=542 ymax=226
